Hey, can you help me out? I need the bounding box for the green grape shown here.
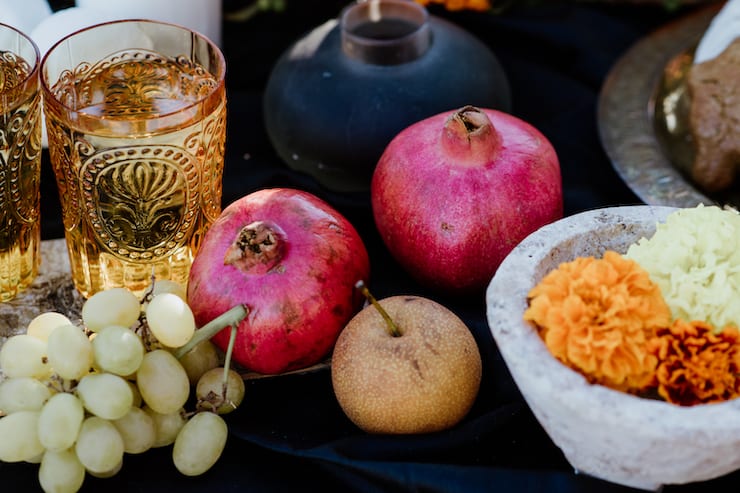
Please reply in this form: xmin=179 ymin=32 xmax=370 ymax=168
xmin=87 ymin=459 xmax=122 ymax=478
xmin=38 ymin=393 xmax=85 ymax=451
xmin=172 ymin=411 xmax=227 ymax=476
xmin=26 ymin=452 xmax=43 ymax=464
xmin=145 ymin=293 xmax=195 ymax=348
xmin=196 ymin=367 xmax=245 ymax=415
xmin=136 ymin=350 xmax=189 ymax=415
xmin=38 ymin=448 xmax=85 ymax=493
xmin=82 ymin=288 xmax=141 ymax=333
xmin=46 ymin=324 xmax=94 ymax=381
xmin=76 ymin=373 xmax=133 ymax=420
xmin=92 ymin=325 xmax=144 ymax=376
xmin=179 ymin=339 xmax=221 ymax=386
xmin=143 ymin=406 xmax=186 ymax=448
xmin=0 ymin=334 xmax=49 ymax=378
xmin=0 ymin=377 xmax=53 ymax=413
xmin=151 ymin=280 xmax=187 ymax=301
xmin=127 ymin=381 xmax=142 ymax=408
xmin=0 ymin=411 xmax=44 ymax=462
xmin=112 ymin=407 xmax=156 ymax=454
xmin=140 ymin=280 xmax=187 ymax=316
xmin=27 ymin=312 xmax=73 ymax=342
xmin=75 ymin=416 xmax=124 ymax=475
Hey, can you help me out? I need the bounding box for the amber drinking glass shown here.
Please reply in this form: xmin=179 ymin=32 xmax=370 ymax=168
xmin=41 ymin=20 xmax=227 ymax=298
xmin=0 ymin=23 xmax=41 ymax=302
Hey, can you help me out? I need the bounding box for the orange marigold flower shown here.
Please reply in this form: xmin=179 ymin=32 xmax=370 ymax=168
xmin=524 ymin=251 xmax=671 ymax=393
xmin=648 ymin=320 xmax=740 ymax=406
xmin=415 ymin=0 xmax=492 ymax=12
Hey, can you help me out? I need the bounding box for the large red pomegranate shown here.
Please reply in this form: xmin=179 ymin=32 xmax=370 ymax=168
xmin=371 ymin=105 xmax=562 ymax=294
xmin=187 ymin=188 xmax=370 ymax=374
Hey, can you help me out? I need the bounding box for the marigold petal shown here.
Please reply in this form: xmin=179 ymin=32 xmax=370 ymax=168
xmin=525 ymin=251 xmax=670 ymax=393
xmin=649 ymin=319 xmax=740 ymax=405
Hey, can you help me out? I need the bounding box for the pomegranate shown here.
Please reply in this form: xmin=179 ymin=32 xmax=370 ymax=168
xmin=371 ymin=105 xmax=562 ymax=294
xmin=187 ymin=188 xmax=370 ymax=374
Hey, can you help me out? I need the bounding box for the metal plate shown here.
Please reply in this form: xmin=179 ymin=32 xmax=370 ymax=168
xmin=597 ymin=3 xmax=736 ymax=208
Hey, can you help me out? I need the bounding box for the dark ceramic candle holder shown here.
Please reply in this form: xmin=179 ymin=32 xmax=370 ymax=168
xmin=263 ymin=0 xmax=511 ymax=193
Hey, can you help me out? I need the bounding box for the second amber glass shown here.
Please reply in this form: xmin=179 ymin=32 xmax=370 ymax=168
xmin=41 ymin=20 xmax=227 ymax=298
xmin=0 ymin=23 xmax=41 ymax=302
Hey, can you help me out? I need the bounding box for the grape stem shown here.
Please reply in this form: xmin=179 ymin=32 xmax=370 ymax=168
xmin=173 ymin=304 xmax=248 ymax=359
xmin=222 ymin=324 xmax=238 ymax=390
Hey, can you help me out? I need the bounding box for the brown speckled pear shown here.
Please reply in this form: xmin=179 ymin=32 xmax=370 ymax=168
xmin=331 ymin=295 xmax=482 ymax=434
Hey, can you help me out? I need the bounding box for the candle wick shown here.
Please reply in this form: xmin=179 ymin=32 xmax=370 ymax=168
xmin=369 ymin=0 xmax=381 ymax=22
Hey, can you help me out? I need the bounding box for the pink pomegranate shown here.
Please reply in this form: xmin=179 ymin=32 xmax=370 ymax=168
xmin=187 ymin=188 xmax=370 ymax=374
xmin=372 ymin=105 xmax=562 ymax=294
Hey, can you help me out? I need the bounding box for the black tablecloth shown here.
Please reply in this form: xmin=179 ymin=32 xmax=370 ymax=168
xmin=6 ymin=1 xmax=737 ymax=491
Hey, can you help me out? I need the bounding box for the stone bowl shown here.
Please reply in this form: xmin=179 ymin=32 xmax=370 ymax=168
xmin=485 ymin=205 xmax=740 ymax=491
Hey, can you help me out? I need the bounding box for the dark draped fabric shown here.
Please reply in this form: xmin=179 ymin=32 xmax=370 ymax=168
xmin=6 ymin=1 xmax=736 ymax=492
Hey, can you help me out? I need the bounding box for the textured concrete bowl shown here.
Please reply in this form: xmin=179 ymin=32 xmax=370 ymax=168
xmin=486 ymin=205 xmax=740 ymax=491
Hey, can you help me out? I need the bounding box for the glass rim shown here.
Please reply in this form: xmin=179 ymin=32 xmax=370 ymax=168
xmin=340 ymin=0 xmax=430 ymax=48
xmin=339 ymin=0 xmax=431 ymax=65
xmin=0 ymin=22 xmax=41 ymax=93
xmin=39 ymin=18 xmax=226 ymax=121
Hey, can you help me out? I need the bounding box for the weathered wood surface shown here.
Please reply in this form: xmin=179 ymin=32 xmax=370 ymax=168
xmin=0 ymin=239 xmax=83 ymax=346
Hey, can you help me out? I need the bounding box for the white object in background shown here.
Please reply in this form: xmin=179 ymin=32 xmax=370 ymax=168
xmin=694 ymin=0 xmax=740 ymax=63
xmin=31 ymin=7 xmax=121 ymax=58
xmin=76 ymin=0 xmax=222 ymax=47
xmin=32 ymin=7 xmax=154 ymax=148
xmin=0 ymin=0 xmax=52 ymax=35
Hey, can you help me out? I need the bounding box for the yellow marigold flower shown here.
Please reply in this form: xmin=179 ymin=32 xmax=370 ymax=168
xmin=524 ymin=251 xmax=671 ymax=393
xmin=648 ymin=320 xmax=740 ymax=406
xmin=415 ymin=0 xmax=492 ymax=12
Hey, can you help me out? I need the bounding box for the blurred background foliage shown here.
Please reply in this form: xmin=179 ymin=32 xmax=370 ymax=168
xmin=46 ymin=0 xmax=709 ymax=17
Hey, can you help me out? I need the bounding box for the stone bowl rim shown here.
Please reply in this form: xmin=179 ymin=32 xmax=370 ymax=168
xmin=485 ymin=204 xmax=740 ymax=491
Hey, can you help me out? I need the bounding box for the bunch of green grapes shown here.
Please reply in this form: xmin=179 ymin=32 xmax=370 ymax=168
xmin=0 ymin=281 xmax=247 ymax=493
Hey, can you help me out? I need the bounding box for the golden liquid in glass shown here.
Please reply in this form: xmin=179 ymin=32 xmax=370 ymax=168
xmin=46 ymin=53 xmax=225 ymax=298
xmin=0 ymin=50 xmax=41 ymax=302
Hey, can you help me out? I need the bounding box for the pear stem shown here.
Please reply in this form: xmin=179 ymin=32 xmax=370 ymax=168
xmin=355 ymin=280 xmax=402 ymax=337
xmin=174 ymin=304 xmax=249 ymax=359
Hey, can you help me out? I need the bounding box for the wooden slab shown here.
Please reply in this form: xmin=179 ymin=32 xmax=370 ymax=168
xmin=0 ymin=239 xmax=83 ymax=346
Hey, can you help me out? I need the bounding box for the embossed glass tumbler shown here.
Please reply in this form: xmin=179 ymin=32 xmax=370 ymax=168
xmin=0 ymin=24 xmax=41 ymax=302
xmin=41 ymin=20 xmax=227 ymax=298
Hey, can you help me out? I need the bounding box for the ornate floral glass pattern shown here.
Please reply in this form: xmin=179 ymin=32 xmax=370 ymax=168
xmin=0 ymin=38 xmax=42 ymax=302
xmin=83 ymin=146 xmax=198 ymax=259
